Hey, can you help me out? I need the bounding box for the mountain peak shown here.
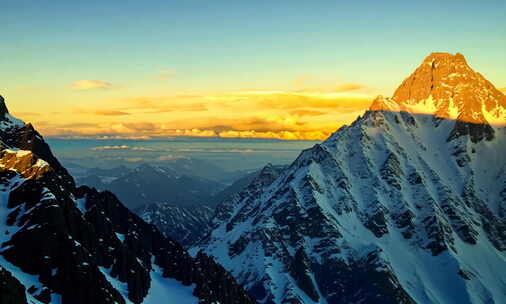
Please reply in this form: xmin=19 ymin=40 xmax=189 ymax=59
xmin=0 ymin=95 xmax=9 ymax=117
xmin=422 ymin=52 xmax=467 ymax=64
xmin=0 ymin=97 xmax=25 ymax=132
xmin=369 ymin=95 xmax=396 ymax=111
xmin=392 ymin=52 xmax=475 ymax=106
xmin=369 ymin=53 xmax=506 ymax=126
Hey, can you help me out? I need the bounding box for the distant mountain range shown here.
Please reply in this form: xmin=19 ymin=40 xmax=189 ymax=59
xmin=133 ymin=165 xmax=285 ymax=247
xmin=64 ymin=155 xmax=245 ymax=185
xmin=76 ymin=164 xmax=225 ymax=210
xmin=68 ymin=163 xmax=259 ymax=246
xmin=194 ymin=53 xmax=506 ymax=304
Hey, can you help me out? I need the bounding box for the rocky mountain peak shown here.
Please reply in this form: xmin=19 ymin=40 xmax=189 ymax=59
xmin=0 ymin=95 xmax=8 ymax=117
xmin=393 ymin=52 xmax=473 ymax=104
xmin=422 ymin=52 xmax=467 ymax=64
xmin=369 ymin=95 xmax=396 ymax=112
xmin=391 ymin=52 xmax=506 ymax=124
xmin=367 ymin=52 xmax=506 ymax=143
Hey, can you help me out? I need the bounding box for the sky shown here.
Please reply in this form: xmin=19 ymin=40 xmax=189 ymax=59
xmin=2 ymin=0 xmax=506 ymax=140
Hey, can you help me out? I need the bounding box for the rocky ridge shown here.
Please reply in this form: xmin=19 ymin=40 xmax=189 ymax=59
xmin=136 ymin=203 xmax=214 ymax=247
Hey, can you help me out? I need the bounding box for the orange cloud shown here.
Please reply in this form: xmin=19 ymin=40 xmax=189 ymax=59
xmin=12 ymin=111 xmax=39 ymax=117
xmin=333 ymin=83 xmax=365 ymax=92
xmin=92 ymin=110 xmax=130 ymax=116
xmin=28 ymin=88 xmax=375 ymax=140
xmin=113 ymin=96 xmax=207 ymax=113
xmin=294 ymin=83 xmax=365 ymax=93
xmin=289 ymin=109 xmax=326 ymax=117
xmin=71 ymin=80 xmax=113 ymax=90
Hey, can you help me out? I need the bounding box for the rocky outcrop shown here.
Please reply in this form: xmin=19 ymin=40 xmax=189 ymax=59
xmin=0 ymin=102 xmax=75 ymax=189
xmin=0 ymin=95 xmax=9 ymax=118
xmin=0 ymin=267 xmax=27 ymax=304
xmin=0 ymin=149 xmax=50 ymax=179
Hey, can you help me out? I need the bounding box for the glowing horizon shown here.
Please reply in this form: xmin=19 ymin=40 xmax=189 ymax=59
xmin=9 ymin=89 xmax=375 ymax=141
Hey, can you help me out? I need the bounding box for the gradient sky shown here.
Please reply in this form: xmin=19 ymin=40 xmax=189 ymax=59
xmin=2 ymin=0 xmax=506 ymax=140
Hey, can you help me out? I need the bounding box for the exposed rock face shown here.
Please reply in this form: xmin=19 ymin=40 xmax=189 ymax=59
xmin=0 ymin=95 xmax=9 ymax=118
xmin=0 ymin=111 xmax=75 ymax=189
xmin=211 ymin=164 xmax=287 ymax=230
xmin=392 ymin=53 xmax=506 ymax=123
xmin=0 ymin=266 xmax=27 ymax=304
xmin=0 ymin=149 xmax=50 ymax=179
xmin=195 ymin=53 xmax=506 ymax=304
xmin=0 ymin=98 xmax=256 ymax=304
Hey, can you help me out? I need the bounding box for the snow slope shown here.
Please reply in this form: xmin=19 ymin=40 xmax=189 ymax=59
xmin=194 ymin=53 xmax=506 ymax=304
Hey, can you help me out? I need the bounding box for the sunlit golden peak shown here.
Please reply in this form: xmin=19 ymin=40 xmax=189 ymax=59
xmin=369 ymin=53 xmax=506 ymax=125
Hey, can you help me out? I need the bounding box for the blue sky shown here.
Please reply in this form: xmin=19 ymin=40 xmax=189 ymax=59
xmin=3 ymin=0 xmax=505 ymax=89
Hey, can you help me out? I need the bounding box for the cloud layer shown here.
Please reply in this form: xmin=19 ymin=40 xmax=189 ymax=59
xmin=22 ymin=84 xmax=375 ymax=140
xmin=71 ymin=80 xmax=113 ymax=90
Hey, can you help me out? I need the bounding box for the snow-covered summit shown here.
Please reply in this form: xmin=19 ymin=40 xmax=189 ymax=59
xmin=0 ymin=95 xmax=25 ymax=132
xmin=371 ymin=53 xmax=506 ymax=126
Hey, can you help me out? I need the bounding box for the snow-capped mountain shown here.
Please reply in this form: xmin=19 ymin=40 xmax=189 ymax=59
xmin=0 ymin=96 xmax=255 ymax=304
xmin=207 ymin=169 xmax=260 ymax=208
xmin=73 ymin=163 xmax=261 ymax=248
xmin=136 ymin=203 xmax=214 ymax=247
xmin=194 ymin=53 xmax=506 ymax=304
xmin=76 ymin=164 xmax=225 ymax=210
xmin=136 ymin=166 xmax=286 ymax=248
